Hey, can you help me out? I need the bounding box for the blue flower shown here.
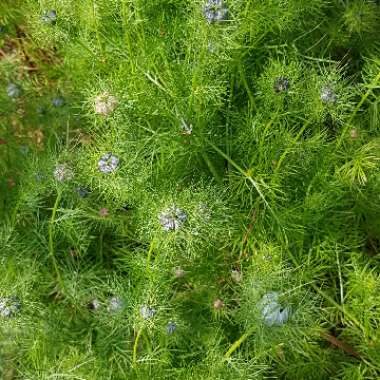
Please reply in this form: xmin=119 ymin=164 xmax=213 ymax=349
xmin=159 ymin=206 xmax=187 ymax=231
xmin=35 ymin=171 xmax=46 ymax=182
xmin=274 ymin=77 xmax=290 ymax=93
xmin=140 ymin=305 xmax=156 ymax=320
xmin=257 ymin=292 xmax=291 ymax=326
xmin=37 ymin=105 xmax=47 ymax=116
xmin=88 ymin=298 xmax=101 ymax=311
xmin=203 ymin=0 xmax=228 ymax=23
xmin=52 ymin=96 xmax=65 ymax=107
xmin=98 ymin=153 xmax=120 ymax=174
xmin=107 ymin=296 xmax=124 ymax=313
xmin=320 ymin=86 xmax=337 ymax=104
xmin=0 ymin=296 xmax=21 ymax=318
xmin=76 ymin=187 xmax=89 ymax=198
xmin=53 ymin=164 xmax=73 ymax=182
xmin=19 ymin=145 xmax=30 ymax=155
xmin=41 ymin=10 xmax=57 ymax=24
xmin=7 ymin=83 xmax=21 ymax=98
xmin=166 ymin=321 xmax=177 ymax=334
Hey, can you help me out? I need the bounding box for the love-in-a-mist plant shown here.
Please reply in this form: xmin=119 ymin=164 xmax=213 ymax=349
xmin=0 ymin=0 xmax=380 ymax=379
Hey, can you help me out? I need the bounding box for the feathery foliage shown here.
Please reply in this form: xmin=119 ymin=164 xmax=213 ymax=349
xmin=1 ymin=0 xmax=380 ymax=379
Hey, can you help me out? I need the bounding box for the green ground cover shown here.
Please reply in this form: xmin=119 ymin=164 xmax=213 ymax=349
xmin=0 ymin=1 xmax=380 ymax=379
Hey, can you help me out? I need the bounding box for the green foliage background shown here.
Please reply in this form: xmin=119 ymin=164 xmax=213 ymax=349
xmin=0 ymin=0 xmax=380 ymax=379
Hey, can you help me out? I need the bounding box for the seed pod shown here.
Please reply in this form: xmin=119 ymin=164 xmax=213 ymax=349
xmin=231 ymin=269 xmax=242 ymax=283
xmin=7 ymin=83 xmax=21 ymax=98
xmin=213 ymin=298 xmax=224 ymax=310
xmin=273 ymin=77 xmax=290 ymax=93
xmin=257 ymin=292 xmax=290 ymax=326
xmin=94 ymin=93 xmax=118 ymax=115
xmin=140 ymin=305 xmax=156 ymax=320
xmin=174 ymin=267 xmax=186 ymax=278
xmin=99 ymin=207 xmax=109 ymax=217
xmin=350 ymin=128 xmax=359 ymax=140
xmin=98 ymin=153 xmax=120 ymax=174
xmin=203 ymin=0 xmax=228 ymax=23
xmin=53 ymin=164 xmax=73 ymax=182
xmin=159 ymin=206 xmax=187 ymax=231
xmin=41 ymin=10 xmax=57 ymax=24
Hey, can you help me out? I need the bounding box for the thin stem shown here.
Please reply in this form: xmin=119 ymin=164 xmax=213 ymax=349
xmin=337 ymin=70 xmax=380 ymax=148
xmin=201 ymin=150 xmax=223 ymax=184
xmin=205 ymin=138 xmax=282 ymax=227
xmin=145 ymin=239 xmax=155 ymax=272
xmin=48 ymin=190 xmax=63 ymax=288
xmin=274 ymin=121 xmax=310 ymax=174
xmin=133 ymin=328 xmax=143 ymax=367
xmin=224 ymin=326 xmax=256 ymax=359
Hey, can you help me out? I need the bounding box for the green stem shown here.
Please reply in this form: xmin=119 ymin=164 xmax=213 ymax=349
xmin=145 ymin=239 xmax=155 ymax=272
xmin=274 ymin=121 xmax=310 ymax=174
xmin=133 ymin=328 xmax=143 ymax=367
xmin=48 ymin=190 xmax=63 ymax=288
xmin=201 ymin=151 xmax=223 ymax=184
xmin=205 ymin=138 xmax=281 ymax=227
xmin=286 ymin=245 xmax=365 ymax=334
xmin=238 ymin=62 xmax=256 ymax=112
xmin=311 ymin=284 xmax=364 ymax=334
xmin=337 ymin=70 xmax=380 ymax=148
xmin=99 ymin=229 xmax=104 ymax=263
xmin=224 ymin=326 xmax=256 ymax=359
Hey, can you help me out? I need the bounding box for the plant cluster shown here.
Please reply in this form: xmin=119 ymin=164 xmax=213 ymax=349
xmin=0 ymin=0 xmax=380 ymax=379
